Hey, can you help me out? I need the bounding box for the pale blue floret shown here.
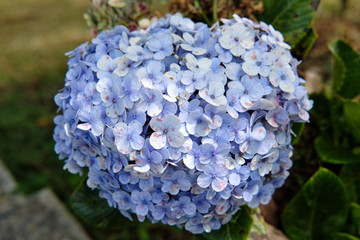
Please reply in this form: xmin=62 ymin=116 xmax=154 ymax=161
xmin=147 ymin=33 xmax=174 ymax=60
xmin=113 ymin=120 xmax=144 ymax=154
xmin=161 ymin=170 xmax=191 ymax=195
xmin=197 ymin=163 xmax=228 ymax=192
xmin=131 ymin=190 xmax=155 ymax=216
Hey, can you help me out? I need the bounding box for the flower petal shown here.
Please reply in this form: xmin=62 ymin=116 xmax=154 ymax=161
xmin=197 ymin=174 xmax=212 ymax=188
xmin=167 ymin=131 xmax=184 ymax=148
xmin=150 ymin=132 xmax=166 ymax=149
xmin=131 ymin=135 xmax=145 ymax=150
xmin=150 ymin=117 xmax=164 ymax=132
xmin=212 ymin=177 xmax=227 ymax=192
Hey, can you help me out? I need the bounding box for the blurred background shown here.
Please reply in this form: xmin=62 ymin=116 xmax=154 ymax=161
xmin=0 ymin=0 xmax=359 ymax=239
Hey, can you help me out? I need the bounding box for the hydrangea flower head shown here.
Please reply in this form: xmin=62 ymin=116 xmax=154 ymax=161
xmin=54 ymin=13 xmax=312 ymax=234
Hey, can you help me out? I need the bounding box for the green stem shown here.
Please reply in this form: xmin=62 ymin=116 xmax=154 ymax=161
xmin=194 ymin=0 xmax=212 ymax=26
xmin=213 ymin=0 xmax=218 ymax=23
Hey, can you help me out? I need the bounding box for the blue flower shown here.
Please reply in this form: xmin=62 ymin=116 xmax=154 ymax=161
xmin=138 ymin=88 xmax=163 ymax=117
xmin=137 ymin=60 xmax=164 ymax=88
xmin=149 ymin=114 xmax=184 ymax=149
xmin=192 ymin=194 xmax=211 ymax=214
xmin=219 ymin=22 xmax=255 ymax=56
xmin=113 ymin=190 xmax=132 ymax=210
xmin=77 ymin=106 xmax=104 ymax=137
xmin=200 ymin=143 xmax=231 ymax=165
xmin=182 ymin=142 xmax=202 ymax=170
xmin=185 ymin=53 xmax=212 ymax=73
xmin=134 ymin=147 xmax=163 ymax=173
xmin=239 ymin=121 xmax=275 ymax=155
xmin=119 ymin=75 xmax=141 ymax=109
xmin=161 ymin=170 xmax=191 ymax=195
xmin=178 ymin=98 xmax=201 ymax=122
xmin=242 ymin=49 xmax=275 ymax=77
xmin=202 ymin=127 xmax=231 ymax=146
xmin=225 ymin=62 xmax=244 ymax=81
xmin=186 ymin=111 xmax=212 ymax=137
xmin=147 ymin=33 xmax=173 ymax=60
xmin=113 ymin=121 xmax=144 ymax=154
xmin=170 ymin=196 xmax=197 ymax=218
xmin=229 ymin=76 xmax=264 ymax=109
xmin=126 ymin=45 xmax=152 ymax=62
xmin=96 ymin=54 xmax=118 ymax=79
xmin=269 ymin=65 xmax=295 ymax=93
xmin=250 ymin=149 xmax=279 ymax=176
xmin=197 ymin=163 xmax=228 ymax=192
xmin=96 ymin=78 xmax=125 ymax=118
xmin=204 ymin=104 xmax=226 ymax=129
xmin=265 ymin=107 xmax=290 ymax=128
xmin=125 ymin=106 xmax=146 ymax=125
xmin=131 ymin=190 xmax=155 ymax=216
xmin=181 ymin=70 xmax=207 ymax=93
xmin=54 ymin=13 xmax=313 ymax=234
xmin=76 ymin=82 xmax=101 ymax=111
xmin=199 ymin=81 xmax=227 ymax=106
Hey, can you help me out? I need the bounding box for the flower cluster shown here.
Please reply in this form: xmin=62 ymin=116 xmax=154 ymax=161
xmin=54 ymin=13 xmax=312 ymax=234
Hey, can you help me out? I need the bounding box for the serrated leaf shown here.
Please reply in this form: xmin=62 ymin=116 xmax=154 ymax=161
xmin=292 ymin=28 xmax=317 ymax=60
xmin=70 ymin=181 xmax=132 ymax=229
xmin=315 ymin=135 xmax=360 ymax=164
xmin=329 ymin=40 xmax=360 ymax=99
xmin=340 ymin=164 xmax=360 ymax=204
xmin=259 ymin=0 xmax=320 ymax=47
xmin=344 ymin=101 xmax=360 ymax=141
xmin=202 ymin=206 xmax=253 ymax=240
xmin=334 ymin=233 xmax=360 ymax=240
xmin=282 ymin=168 xmax=348 ymax=240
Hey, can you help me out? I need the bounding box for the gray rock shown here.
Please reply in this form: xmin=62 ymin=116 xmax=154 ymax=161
xmin=0 ymin=161 xmax=16 ymax=196
xmin=0 ymin=161 xmax=92 ymax=240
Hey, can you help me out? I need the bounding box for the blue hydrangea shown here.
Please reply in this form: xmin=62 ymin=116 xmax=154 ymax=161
xmin=54 ymin=13 xmax=313 ymax=234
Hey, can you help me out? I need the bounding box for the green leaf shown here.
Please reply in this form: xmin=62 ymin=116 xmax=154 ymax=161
xmin=315 ymin=135 xmax=360 ymax=164
xmin=350 ymin=203 xmax=360 ymax=235
xmin=259 ymin=0 xmax=320 ymax=47
xmin=291 ymin=122 xmax=305 ymax=145
xmin=340 ymin=164 xmax=360 ymax=203
xmin=70 ymin=181 xmax=132 ymax=229
xmin=329 ymin=40 xmax=360 ymax=99
xmin=292 ymin=28 xmax=317 ymax=60
xmin=282 ymin=168 xmax=349 ymax=240
xmin=344 ymin=101 xmax=360 ymax=141
xmin=333 ymin=233 xmax=360 ymax=240
xmin=202 ymin=206 xmax=253 ymax=240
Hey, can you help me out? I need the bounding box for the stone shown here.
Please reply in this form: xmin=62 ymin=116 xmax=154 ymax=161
xmin=0 ymin=161 xmax=91 ymax=240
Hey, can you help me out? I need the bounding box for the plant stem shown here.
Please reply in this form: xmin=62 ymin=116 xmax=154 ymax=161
xmin=213 ymin=0 xmax=218 ymax=23
xmin=194 ymin=0 xmax=212 ymax=26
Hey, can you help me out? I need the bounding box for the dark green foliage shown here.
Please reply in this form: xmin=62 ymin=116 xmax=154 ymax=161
xmin=329 ymin=40 xmax=360 ymax=99
xmin=340 ymin=164 xmax=360 ymax=204
xmin=315 ymin=135 xmax=360 ymax=164
xmin=282 ymin=168 xmax=349 ymax=240
xmin=334 ymin=233 xmax=360 ymax=240
xmin=70 ymin=181 xmax=132 ymax=229
xmin=292 ymin=28 xmax=317 ymax=59
xmin=291 ymin=122 xmax=305 ymax=145
xmin=259 ymin=0 xmax=320 ymax=48
xmin=343 ymin=101 xmax=360 ymax=141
